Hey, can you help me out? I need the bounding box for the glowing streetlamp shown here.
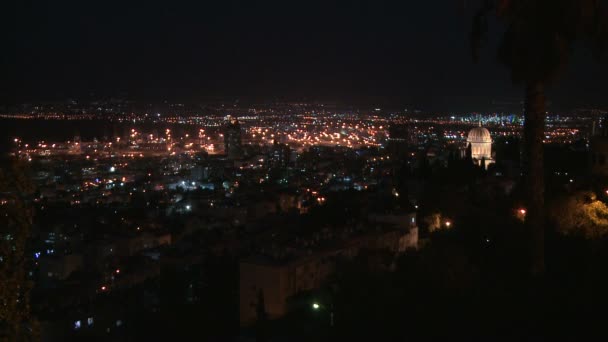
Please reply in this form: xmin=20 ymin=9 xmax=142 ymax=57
xmin=517 ymin=208 xmax=527 ymax=222
xmin=445 ymin=221 xmax=452 ymax=228
xmin=312 ymin=301 xmax=334 ymax=327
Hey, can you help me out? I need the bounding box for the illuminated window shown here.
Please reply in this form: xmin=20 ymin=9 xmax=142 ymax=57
xmin=87 ymin=317 xmax=94 ymax=326
xmin=74 ymin=320 xmax=81 ymax=330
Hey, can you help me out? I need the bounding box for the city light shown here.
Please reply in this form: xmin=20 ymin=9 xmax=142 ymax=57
xmin=6 ymin=1 xmax=607 ymax=337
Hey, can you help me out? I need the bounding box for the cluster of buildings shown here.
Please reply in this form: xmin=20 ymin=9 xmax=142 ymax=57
xmin=2 ymin=102 xmax=604 ymax=339
xmin=3 ymin=113 xmax=422 ymax=339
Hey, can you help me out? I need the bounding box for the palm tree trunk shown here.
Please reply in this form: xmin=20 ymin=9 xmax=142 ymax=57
xmin=524 ymin=82 xmax=546 ymax=275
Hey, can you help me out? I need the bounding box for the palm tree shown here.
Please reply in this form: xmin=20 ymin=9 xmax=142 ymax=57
xmin=471 ymin=0 xmax=608 ymax=274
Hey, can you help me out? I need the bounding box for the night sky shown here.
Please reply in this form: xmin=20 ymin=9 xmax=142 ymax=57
xmin=2 ymin=0 xmax=608 ymax=111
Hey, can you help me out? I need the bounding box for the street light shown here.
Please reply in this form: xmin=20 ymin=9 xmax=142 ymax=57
xmin=517 ymin=208 xmax=527 ymax=222
xmin=445 ymin=221 xmax=452 ymax=228
xmin=312 ymin=302 xmax=334 ymax=327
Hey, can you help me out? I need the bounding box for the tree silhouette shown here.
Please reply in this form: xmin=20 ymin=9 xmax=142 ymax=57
xmin=549 ymin=191 xmax=608 ymax=239
xmin=254 ymin=289 xmax=268 ymax=342
xmin=471 ymin=0 xmax=608 ymax=274
xmin=0 ymin=160 xmax=38 ymax=340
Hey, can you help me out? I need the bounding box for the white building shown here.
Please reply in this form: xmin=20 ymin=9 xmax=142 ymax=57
xmin=467 ymin=124 xmax=494 ymax=169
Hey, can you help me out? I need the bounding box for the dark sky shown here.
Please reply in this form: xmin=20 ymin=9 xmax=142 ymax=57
xmin=2 ymin=0 xmax=608 ymax=111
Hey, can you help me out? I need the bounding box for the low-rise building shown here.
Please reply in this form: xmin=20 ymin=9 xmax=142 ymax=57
xmin=239 ymin=223 xmax=417 ymax=326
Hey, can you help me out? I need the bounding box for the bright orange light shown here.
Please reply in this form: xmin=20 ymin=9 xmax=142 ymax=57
xmin=519 ymin=209 xmax=527 ymax=215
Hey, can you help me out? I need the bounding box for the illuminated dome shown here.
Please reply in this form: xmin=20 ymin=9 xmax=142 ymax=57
xmin=466 ymin=124 xmax=493 ymax=168
xmin=467 ymin=126 xmax=492 ymax=144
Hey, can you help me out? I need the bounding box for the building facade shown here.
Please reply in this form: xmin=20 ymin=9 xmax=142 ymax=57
xmin=224 ymin=116 xmax=243 ymax=159
xmin=239 ymin=217 xmax=418 ymax=326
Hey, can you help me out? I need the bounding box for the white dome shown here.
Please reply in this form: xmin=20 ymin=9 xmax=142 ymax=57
xmin=467 ymin=127 xmax=492 ymax=144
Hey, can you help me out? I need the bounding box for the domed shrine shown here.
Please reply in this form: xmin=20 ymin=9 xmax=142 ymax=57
xmin=467 ymin=123 xmax=494 ymax=169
